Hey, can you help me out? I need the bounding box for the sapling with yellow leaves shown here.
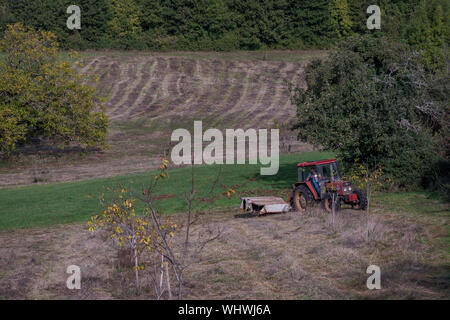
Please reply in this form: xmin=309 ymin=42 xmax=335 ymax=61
xmin=88 ymin=157 xmax=222 ymax=299
xmin=87 ymin=179 xmax=177 ymax=294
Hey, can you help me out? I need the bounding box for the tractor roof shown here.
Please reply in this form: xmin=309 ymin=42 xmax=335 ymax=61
xmin=297 ymin=159 xmax=337 ymax=167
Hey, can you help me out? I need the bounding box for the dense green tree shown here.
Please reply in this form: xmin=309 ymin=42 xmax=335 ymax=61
xmin=136 ymin=0 xmax=164 ymax=31
xmin=347 ymin=0 xmax=368 ymax=34
xmin=66 ymin=0 xmax=113 ymax=49
xmin=291 ymin=35 xmax=445 ymax=187
xmin=0 ymin=0 xmax=13 ymax=32
xmin=5 ymin=0 xmax=68 ymax=42
xmin=407 ymin=0 xmax=448 ymax=71
xmin=296 ymin=0 xmax=335 ymax=47
xmin=1 ymin=1 xmax=448 ymax=52
xmin=175 ymin=0 xmax=237 ymax=50
xmin=107 ymin=0 xmax=143 ymax=48
xmin=0 ymin=24 xmax=108 ymax=156
xmin=3 ymin=0 xmax=111 ymax=49
xmin=329 ymin=0 xmax=352 ymax=39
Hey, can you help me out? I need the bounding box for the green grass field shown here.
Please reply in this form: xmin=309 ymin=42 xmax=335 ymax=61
xmin=1 ymin=151 xmax=448 ymax=234
xmin=0 ymin=151 xmax=335 ymax=230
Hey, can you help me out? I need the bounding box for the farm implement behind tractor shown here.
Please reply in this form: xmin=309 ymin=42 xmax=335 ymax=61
xmin=240 ymin=196 xmax=291 ymax=216
xmin=240 ymin=159 xmax=367 ymax=216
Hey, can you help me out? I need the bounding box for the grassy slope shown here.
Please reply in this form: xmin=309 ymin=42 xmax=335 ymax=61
xmin=0 ymin=151 xmax=334 ymax=230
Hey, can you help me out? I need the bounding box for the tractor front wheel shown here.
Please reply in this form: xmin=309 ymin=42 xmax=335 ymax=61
xmin=353 ymin=189 xmax=367 ymax=210
xmin=291 ymin=185 xmax=313 ymax=212
xmin=322 ymin=193 xmax=341 ymax=213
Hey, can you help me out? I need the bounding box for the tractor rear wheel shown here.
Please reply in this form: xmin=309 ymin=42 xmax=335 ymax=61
xmin=291 ymin=185 xmax=313 ymax=212
xmin=322 ymin=193 xmax=341 ymax=213
xmin=353 ymin=189 xmax=367 ymax=210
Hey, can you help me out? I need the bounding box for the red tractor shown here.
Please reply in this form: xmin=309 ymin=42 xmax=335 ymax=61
xmin=288 ymin=159 xmax=367 ymax=213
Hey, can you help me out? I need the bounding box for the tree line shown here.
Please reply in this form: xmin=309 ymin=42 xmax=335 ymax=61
xmin=0 ymin=1 xmax=447 ymax=57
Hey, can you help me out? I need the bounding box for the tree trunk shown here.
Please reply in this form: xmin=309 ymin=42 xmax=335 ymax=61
xmin=134 ymin=247 xmax=140 ymax=293
xmin=332 ymin=192 xmax=336 ymax=229
xmin=365 ymin=185 xmax=370 ymax=242
xmin=159 ymin=254 xmax=164 ymax=298
xmin=178 ymin=273 xmax=183 ymax=300
xmin=165 ymin=260 xmax=172 ymax=299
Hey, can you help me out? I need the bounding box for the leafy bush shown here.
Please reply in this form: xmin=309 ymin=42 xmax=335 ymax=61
xmin=291 ymin=35 xmax=446 ymax=188
xmin=0 ymin=23 xmax=108 ymax=156
xmin=422 ymin=159 xmax=450 ymax=200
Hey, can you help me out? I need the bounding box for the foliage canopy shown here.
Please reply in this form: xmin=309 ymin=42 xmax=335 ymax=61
xmin=0 ymin=0 xmax=447 ymax=60
xmin=292 ymin=35 xmax=447 ymax=187
xmin=0 ymin=23 xmax=108 ymax=156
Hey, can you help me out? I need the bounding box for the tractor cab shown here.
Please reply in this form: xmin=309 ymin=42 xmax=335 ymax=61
xmin=297 ymin=159 xmax=341 ymax=183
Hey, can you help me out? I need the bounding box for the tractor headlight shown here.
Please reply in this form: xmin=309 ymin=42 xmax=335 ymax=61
xmin=343 ymin=187 xmax=348 ymax=192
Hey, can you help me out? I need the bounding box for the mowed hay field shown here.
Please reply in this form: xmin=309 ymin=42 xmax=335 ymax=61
xmin=0 ymin=50 xmax=325 ymax=188
xmin=0 ymin=50 xmax=448 ymax=300
xmin=0 ymin=195 xmax=448 ymax=300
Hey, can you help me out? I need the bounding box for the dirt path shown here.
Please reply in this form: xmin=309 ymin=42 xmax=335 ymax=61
xmin=1 ymin=207 xmax=448 ymax=300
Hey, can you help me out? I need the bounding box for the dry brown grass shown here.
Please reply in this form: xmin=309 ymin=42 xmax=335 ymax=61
xmin=0 ymin=205 xmax=448 ymax=300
